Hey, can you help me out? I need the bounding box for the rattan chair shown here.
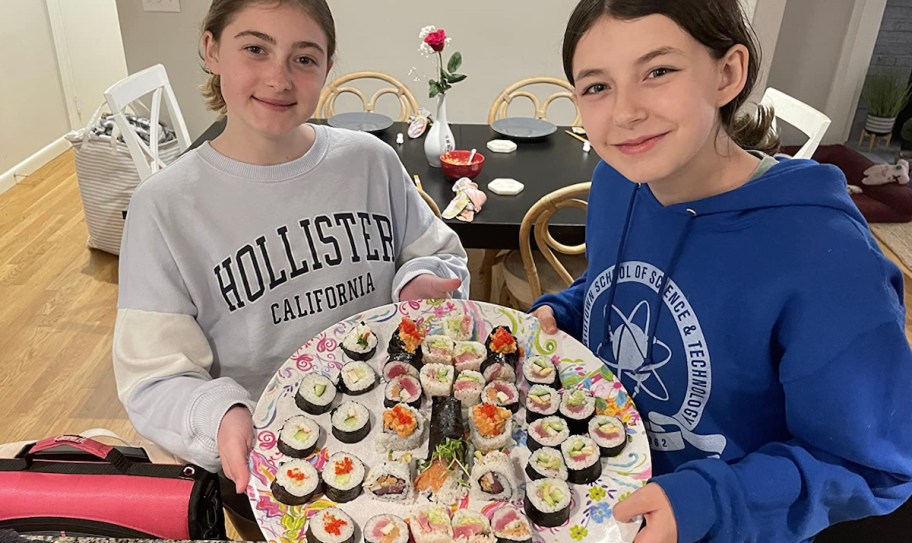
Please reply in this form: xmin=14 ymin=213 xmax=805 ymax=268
xmin=487 ymin=76 xmax=581 ymax=127
xmin=316 ymin=71 xmax=419 ymax=121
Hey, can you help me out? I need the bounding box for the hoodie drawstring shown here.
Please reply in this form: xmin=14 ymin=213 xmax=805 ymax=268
xmin=600 ymin=184 xmax=641 ymax=353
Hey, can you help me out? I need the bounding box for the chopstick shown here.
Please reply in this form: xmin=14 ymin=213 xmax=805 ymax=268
xmin=413 ymin=174 xmax=423 ymax=191
xmin=564 ymin=130 xmax=589 ymax=144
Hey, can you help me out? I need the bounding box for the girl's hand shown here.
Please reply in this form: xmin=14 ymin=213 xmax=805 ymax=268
xmin=399 ymin=274 xmax=462 ymax=301
xmin=614 ymin=483 xmax=678 ymax=543
xmin=218 ymin=404 xmax=254 ymax=494
xmin=531 ymin=305 xmax=559 ymax=334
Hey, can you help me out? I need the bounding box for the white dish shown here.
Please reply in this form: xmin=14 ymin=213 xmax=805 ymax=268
xmin=488 ymin=178 xmax=525 ymax=196
xmin=486 ymin=139 xmax=518 ymax=153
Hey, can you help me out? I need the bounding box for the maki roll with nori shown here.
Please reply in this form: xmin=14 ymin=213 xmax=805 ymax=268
xmin=589 ymin=415 xmax=627 ymax=457
xmin=470 ymin=402 xmax=513 ymax=453
xmin=381 ymin=403 xmax=425 ymax=450
xmin=525 ymin=384 xmax=560 ymax=423
xmin=453 ymin=369 xmax=485 ymax=407
xmin=525 ymin=447 xmax=568 ymax=481
xmin=295 ymin=374 xmax=337 ymax=415
xmin=419 ymin=363 xmax=454 ymax=398
xmin=321 ymin=452 xmax=365 ymax=503
xmin=306 ymin=507 xmax=355 ymax=543
xmin=482 ymin=326 xmax=520 ymax=372
xmin=452 ymin=509 xmax=492 ymax=541
xmin=271 ymin=459 xmax=320 ymax=505
xmin=561 ymin=435 xmax=602 ymax=484
xmin=382 ymin=359 xmax=419 ymax=381
xmin=491 ymin=507 xmax=532 ymax=543
xmin=363 ymin=459 xmax=413 ymax=502
xmin=470 ymin=450 xmax=517 ymax=501
xmin=427 ymin=396 xmax=465 ymax=455
xmin=339 ymin=361 xmax=377 ymax=395
xmin=527 ymin=416 xmax=569 ymax=452
xmin=364 ymin=514 xmax=409 ymax=543
xmin=422 ymin=335 xmax=455 ymax=365
xmin=330 ymin=401 xmax=371 ymax=444
xmin=443 ymin=312 xmax=474 ymax=341
xmin=482 ymin=361 xmax=516 ymax=384
xmin=482 ymin=380 xmax=520 ymax=413
xmin=383 ymin=374 xmax=422 ymax=409
xmin=340 ymin=321 xmax=378 ymax=361
xmin=387 ymin=317 xmax=425 ymax=368
xmin=411 ymin=504 xmax=453 ymax=543
xmin=559 ymin=388 xmax=596 ymax=434
xmin=453 ymin=341 xmax=486 ymax=372
xmin=524 ymin=478 xmax=571 ymax=528
xmin=277 ymin=415 xmax=320 ymax=458
xmin=522 ymin=355 xmax=558 ymax=387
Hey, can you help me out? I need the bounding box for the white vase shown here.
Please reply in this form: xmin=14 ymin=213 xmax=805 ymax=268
xmin=424 ymin=94 xmax=456 ymax=167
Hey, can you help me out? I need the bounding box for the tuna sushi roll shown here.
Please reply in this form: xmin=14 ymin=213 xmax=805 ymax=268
xmin=482 ymin=326 xmax=520 ymax=370
xmin=471 ymin=402 xmax=513 ymax=453
xmin=524 ymin=478 xmax=571 ymax=528
xmin=419 ymin=363 xmax=455 ymax=398
xmin=589 ymin=415 xmax=627 ymax=457
xmin=482 ymin=362 xmax=516 ymax=384
xmin=561 ymin=435 xmax=602 ymax=484
xmin=524 ymin=384 xmax=560 ymax=423
xmin=443 ymin=313 xmax=474 ymax=341
xmin=340 ymin=321 xmax=377 ymax=361
xmin=491 ymin=507 xmax=532 ymax=543
xmin=364 ymin=514 xmax=409 ymax=543
xmin=422 ymin=335 xmax=455 ymax=365
xmin=411 ymin=504 xmax=453 ymax=543
xmin=453 ymin=341 xmax=486 ymax=372
xmin=559 ymin=388 xmax=596 ymax=434
xmin=271 ymin=459 xmax=320 ymax=505
xmin=277 ymin=415 xmax=320 ymax=458
xmin=363 ymin=459 xmax=413 ymax=502
xmin=387 ymin=317 xmax=425 ymax=368
xmin=296 ymin=374 xmax=337 ymax=415
xmin=382 ymin=359 xmax=419 ymax=381
xmin=306 ymin=507 xmax=355 ymax=543
xmin=482 ymin=381 xmax=520 ymax=413
xmin=453 ymin=370 xmax=485 ymax=407
xmin=339 ymin=361 xmax=377 ymax=395
xmin=321 ymin=452 xmax=365 ymax=503
xmin=330 ymin=401 xmax=371 ymax=444
xmin=383 ymin=374 xmax=422 ymax=409
xmin=452 ymin=509 xmax=492 ymax=541
xmin=470 ymin=450 xmax=517 ymax=501
xmin=527 ymin=416 xmax=569 ymax=452
xmin=525 ymin=447 xmax=568 ymax=481
xmin=381 ymin=403 xmax=425 ymax=451
xmin=522 ymin=355 xmax=558 ymax=387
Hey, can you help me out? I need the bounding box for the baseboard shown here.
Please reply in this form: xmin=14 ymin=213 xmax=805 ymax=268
xmin=0 ymin=136 xmax=72 ymax=196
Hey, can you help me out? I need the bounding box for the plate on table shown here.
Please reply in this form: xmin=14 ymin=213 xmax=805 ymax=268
xmin=327 ymin=112 xmax=394 ymax=133
xmin=491 ymin=117 xmax=558 ymax=142
xmin=247 ymin=299 xmax=650 ymax=543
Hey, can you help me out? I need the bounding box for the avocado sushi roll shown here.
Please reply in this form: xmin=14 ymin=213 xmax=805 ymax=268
xmin=453 ymin=369 xmax=485 ymax=407
xmin=321 ymin=452 xmax=365 ymax=503
xmin=491 ymin=507 xmax=532 ymax=543
xmin=451 ymin=509 xmax=492 ymax=541
xmin=527 ymin=416 xmax=570 ymax=452
xmin=364 ymin=514 xmax=409 ymax=543
xmin=589 ymin=415 xmax=627 ymax=457
xmin=524 ymin=478 xmax=571 ymax=528
xmin=453 ymin=341 xmax=486 ymax=372
xmin=419 ymin=363 xmax=454 ymax=398
xmin=422 ymin=334 xmax=455 ymax=365
xmin=339 ymin=360 xmax=377 ymax=395
xmin=271 ymin=458 xmax=320 ymax=506
xmin=306 ymin=507 xmax=355 ymax=543
xmin=525 ymin=384 xmax=560 ymax=423
xmin=410 ymin=504 xmax=453 ymax=543
xmin=295 ymin=374 xmax=337 ymax=415
xmin=559 ymin=388 xmax=596 ymax=434
xmin=561 ymin=435 xmax=602 ymax=484
xmin=443 ymin=312 xmax=474 ymax=341
xmin=330 ymin=401 xmax=371 ymax=444
xmin=277 ymin=415 xmax=320 ymax=458
xmin=522 ymin=355 xmax=558 ymax=387
xmin=525 ymin=446 xmax=568 ymax=481
xmin=340 ymin=321 xmax=378 ymax=361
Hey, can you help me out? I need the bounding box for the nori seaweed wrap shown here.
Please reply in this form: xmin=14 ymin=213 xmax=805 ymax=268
xmin=427 ymin=396 xmax=465 ymax=458
xmin=484 ymin=326 xmax=520 ymax=368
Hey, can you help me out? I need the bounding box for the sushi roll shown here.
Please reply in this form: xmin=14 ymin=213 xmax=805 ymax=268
xmin=522 ymin=355 xmax=558 ymax=388
xmin=340 ymin=321 xmax=378 ymax=361
xmin=453 ymin=341 xmax=487 ymax=372
xmin=339 ymin=361 xmax=377 ymax=395
xmin=482 ymin=326 xmax=520 ymax=370
xmin=527 ymin=416 xmax=570 ymax=452
xmin=559 ymin=389 xmax=596 ymax=434
xmin=364 ymin=514 xmax=409 ymax=543
xmin=523 ymin=478 xmax=571 ymax=528
xmin=482 ymin=362 xmax=516 ymax=385
xmin=321 ymin=452 xmax=365 ymax=503
xmin=382 ymin=359 xmax=419 ymax=381
xmin=419 ymin=363 xmax=455 ymax=398
xmin=453 ymin=370 xmax=485 ymax=407
xmin=330 ymin=401 xmax=371 ymax=444
xmin=525 ymin=447 xmax=568 ymax=481
xmin=471 ymin=402 xmax=513 ymax=453
xmin=363 ymin=459 xmax=413 ymax=502
xmin=427 ymin=396 xmax=466 ymax=455
xmin=271 ymin=459 xmax=320 ymax=505
xmin=383 ymin=374 xmax=423 ymax=409
xmin=277 ymin=415 xmax=320 ymax=458
xmin=387 ymin=317 xmax=425 ymax=368
xmin=452 ymin=509 xmax=492 ymax=542
xmin=306 ymin=507 xmax=356 ymax=543
xmin=470 ymin=450 xmax=517 ymax=501
xmin=561 ymin=435 xmax=602 ymax=484
xmin=381 ymin=403 xmax=425 ymax=451
xmin=589 ymin=415 xmax=627 ymax=457
xmin=295 ymin=374 xmax=337 ymax=415
xmin=411 ymin=504 xmax=453 ymax=543
xmin=443 ymin=312 xmax=474 ymax=341
xmin=491 ymin=507 xmax=532 ymax=543
xmin=422 ymin=335 xmax=455 ymax=365
xmin=524 ymin=384 xmax=560 ymax=423
xmin=482 ymin=380 xmax=520 ymax=413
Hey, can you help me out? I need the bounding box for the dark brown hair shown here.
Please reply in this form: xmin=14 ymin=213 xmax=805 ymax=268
xmin=199 ymin=0 xmax=336 ymax=114
xmin=562 ymin=0 xmax=778 ymax=154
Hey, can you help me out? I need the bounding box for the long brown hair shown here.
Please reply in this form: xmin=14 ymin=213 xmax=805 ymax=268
xmin=562 ymin=0 xmax=778 ymax=155
xmin=199 ymin=0 xmax=336 ymax=115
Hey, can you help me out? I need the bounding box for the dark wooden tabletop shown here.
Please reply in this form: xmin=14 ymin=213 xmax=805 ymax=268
xmin=190 ymin=119 xmax=600 ymax=250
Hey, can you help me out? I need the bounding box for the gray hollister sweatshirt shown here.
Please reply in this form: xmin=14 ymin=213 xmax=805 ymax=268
xmin=113 ymin=125 xmax=469 ymax=471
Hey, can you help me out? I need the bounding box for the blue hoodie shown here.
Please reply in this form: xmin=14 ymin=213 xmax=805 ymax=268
xmin=532 ymin=158 xmax=912 ymax=542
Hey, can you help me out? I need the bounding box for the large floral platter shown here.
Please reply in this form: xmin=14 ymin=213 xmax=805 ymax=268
xmin=247 ymin=300 xmax=650 ymax=543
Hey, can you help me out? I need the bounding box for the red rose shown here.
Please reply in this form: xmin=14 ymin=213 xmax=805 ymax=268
xmin=424 ymin=29 xmax=447 ymax=52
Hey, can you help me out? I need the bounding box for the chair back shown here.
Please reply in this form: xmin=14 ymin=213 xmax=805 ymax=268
xmin=488 ymin=77 xmax=581 ymax=127
xmin=760 ymin=87 xmax=831 ymax=159
xmin=103 ymin=64 xmax=191 ymax=181
xmin=418 ymin=188 xmax=442 ymax=218
xmin=317 ymin=71 xmax=419 ymax=121
xmin=519 ymin=182 xmax=590 ymax=300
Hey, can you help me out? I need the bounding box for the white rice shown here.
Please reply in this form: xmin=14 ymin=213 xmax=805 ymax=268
xmin=528 ymin=416 xmax=570 ymax=448
xmin=363 ymin=458 xmax=413 ymax=502
xmin=341 ymin=361 xmax=377 ymax=393
xmin=470 ymin=450 xmax=517 ymax=501
xmin=278 ymin=415 xmax=320 ymax=455
xmin=331 ymin=401 xmax=370 ymax=436
xmin=453 ymin=370 xmax=485 ymax=407
xmin=273 ymin=458 xmax=319 ymax=498
xmin=307 ymin=506 xmax=355 ymax=543
xmin=411 ymin=504 xmax=454 ymax=543
xmin=420 ymin=363 xmax=454 ymax=397
xmin=298 ymin=374 xmax=336 ymax=410
xmin=341 ymin=321 xmax=378 ymax=357
xmin=453 ymin=341 xmax=486 ymax=372
xmin=322 ymin=452 xmax=366 ymax=492
xmin=364 ymin=514 xmax=409 ymax=543
xmin=422 ymin=335 xmax=455 ymax=365
xmin=525 ymin=385 xmax=560 ymax=416
xmin=443 ymin=313 xmax=474 ymax=341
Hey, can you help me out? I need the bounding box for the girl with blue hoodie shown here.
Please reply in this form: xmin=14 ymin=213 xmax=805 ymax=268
xmin=531 ymin=1 xmax=912 ymax=541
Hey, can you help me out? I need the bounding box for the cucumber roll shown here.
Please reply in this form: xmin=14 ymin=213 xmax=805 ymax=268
xmin=524 ymin=478 xmax=571 ymax=528
xmin=387 ymin=317 xmax=424 ymax=368
xmin=277 ymin=415 xmax=320 ymax=458
xmin=363 ymin=459 xmax=413 ymax=502
xmin=381 ymin=403 xmax=425 ymax=451
xmin=321 ymin=452 xmax=365 ymax=503
xmin=589 ymin=415 xmax=627 ymax=457
xmin=330 ymin=401 xmax=371 ymax=444
xmin=383 ymin=374 xmax=422 ymax=409
xmin=422 ymin=335 xmax=455 ymax=365
xmin=561 ymin=435 xmax=602 ymax=484
xmin=527 ymin=416 xmax=569 ymax=452
xmin=453 ymin=369 xmax=485 ymax=407
xmin=470 ymin=450 xmax=517 ymax=501
xmin=306 ymin=507 xmax=355 ymax=543
xmin=525 ymin=447 xmax=568 ymax=481
xmin=522 ymin=355 xmax=558 ymax=387
xmin=419 ymin=363 xmax=454 ymax=398
xmin=411 ymin=504 xmax=453 ymax=543
xmin=452 ymin=509 xmax=492 ymax=541
xmin=339 ymin=361 xmax=377 ymax=395
xmin=559 ymin=388 xmax=596 ymax=434
xmin=443 ymin=312 xmax=474 ymax=341
xmin=295 ymin=374 xmax=337 ymax=415
xmin=525 ymin=384 xmax=560 ymax=423
xmin=453 ymin=341 xmax=486 ymax=372
xmin=491 ymin=507 xmax=532 ymax=543
xmin=382 ymin=359 xmax=419 ymax=381
xmin=364 ymin=514 xmax=409 ymax=543
xmin=271 ymin=459 xmax=320 ymax=505
xmin=482 ymin=380 xmax=520 ymax=413
xmin=340 ymin=321 xmax=377 ymax=361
